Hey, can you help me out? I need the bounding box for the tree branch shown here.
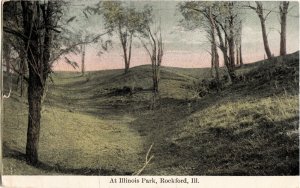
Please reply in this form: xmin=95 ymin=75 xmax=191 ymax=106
xmin=132 ymin=143 xmax=154 ymax=176
xmin=50 ymin=31 xmax=108 ymax=64
xmin=3 ymin=27 xmax=27 ymax=41
xmin=10 ymin=62 xmax=29 ymax=83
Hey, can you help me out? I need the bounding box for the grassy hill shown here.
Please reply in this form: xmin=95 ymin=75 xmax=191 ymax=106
xmin=2 ymin=51 xmax=299 ymax=175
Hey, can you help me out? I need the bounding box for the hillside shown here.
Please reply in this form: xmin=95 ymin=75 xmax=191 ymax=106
xmin=2 ymin=51 xmax=299 ymax=175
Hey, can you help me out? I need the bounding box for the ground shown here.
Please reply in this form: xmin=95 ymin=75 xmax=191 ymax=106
xmin=2 ymin=51 xmax=299 ymax=175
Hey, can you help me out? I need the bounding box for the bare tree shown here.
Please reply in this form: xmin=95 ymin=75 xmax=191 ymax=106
xmin=235 ymin=20 xmax=243 ymax=66
xmin=141 ymin=25 xmax=163 ymax=95
xmin=137 ymin=6 xmax=163 ymax=108
xmin=279 ymin=1 xmax=289 ymax=56
xmin=81 ymin=44 xmax=86 ymax=75
xmin=178 ymin=2 xmax=243 ymax=83
xmin=247 ymin=2 xmax=273 ymax=59
xmin=239 ymin=20 xmax=244 ymax=66
xmin=178 ymin=2 xmax=221 ymax=82
xmin=97 ymin=2 xmax=143 ymax=74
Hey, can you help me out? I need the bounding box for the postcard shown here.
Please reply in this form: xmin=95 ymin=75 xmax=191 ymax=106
xmin=0 ymin=0 xmax=299 ymax=187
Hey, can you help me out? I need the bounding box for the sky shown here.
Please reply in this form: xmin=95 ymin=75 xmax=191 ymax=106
xmin=53 ymin=1 xmax=299 ymax=72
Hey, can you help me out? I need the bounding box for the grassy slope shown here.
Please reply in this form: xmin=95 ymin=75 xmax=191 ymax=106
xmin=3 ymin=52 xmax=299 ymax=175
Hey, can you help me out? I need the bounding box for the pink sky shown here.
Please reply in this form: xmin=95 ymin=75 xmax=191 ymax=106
xmin=52 ymin=1 xmax=299 ymax=72
xmin=52 ymin=47 xmax=283 ymax=72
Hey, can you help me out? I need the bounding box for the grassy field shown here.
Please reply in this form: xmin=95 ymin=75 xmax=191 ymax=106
xmin=2 ymin=51 xmax=299 ymax=175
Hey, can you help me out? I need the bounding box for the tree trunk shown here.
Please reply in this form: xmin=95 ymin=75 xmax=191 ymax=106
xmin=122 ymin=42 xmax=130 ymax=74
xmin=279 ymin=1 xmax=289 ymax=56
xmin=255 ymin=2 xmax=272 ymax=59
xmin=125 ymin=62 xmax=129 ymax=74
xmin=26 ymin=72 xmax=44 ymax=165
xmin=22 ymin=1 xmax=53 ymax=165
xmin=215 ymin=23 xmax=235 ymax=82
xmin=208 ymin=7 xmax=220 ymax=84
xmin=210 ymin=41 xmax=215 ymax=78
xmin=153 ymin=69 xmax=159 ymax=94
xmin=214 ymin=50 xmax=220 ymax=83
xmin=119 ymin=27 xmax=132 ymax=74
xmin=127 ymin=34 xmax=132 ymax=73
xmin=239 ymin=43 xmax=243 ymax=65
xmin=228 ymin=4 xmax=236 ymax=68
xmin=239 ymin=25 xmax=244 ymax=66
xmin=81 ymin=44 xmax=85 ymax=75
xmin=236 ymin=44 xmax=239 ymax=66
xmin=122 ymin=43 xmax=129 ymax=74
xmin=19 ymin=53 xmax=27 ymax=97
xmin=259 ymin=16 xmax=272 ymax=59
xmin=228 ymin=30 xmax=235 ymax=68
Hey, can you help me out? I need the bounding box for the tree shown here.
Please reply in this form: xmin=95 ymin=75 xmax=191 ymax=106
xmin=212 ymin=3 xmax=235 ymax=81
xmin=60 ymin=10 xmax=109 ymax=76
xmin=3 ymin=34 xmax=28 ymax=96
xmin=178 ymin=2 xmax=220 ymax=82
xmin=139 ymin=10 xmax=163 ymax=95
xmin=99 ymin=2 xmax=142 ymax=74
xmin=3 ymin=1 xmax=67 ymax=165
xmin=3 ymin=1 xmax=113 ymax=165
xmin=208 ymin=6 xmax=220 ymax=82
xmin=213 ymin=2 xmax=243 ymax=71
xmin=227 ymin=2 xmax=236 ymax=68
xmin=247 ymin=2 xmax=273 ymax=59
xmin=279 ymin=1 xmax=289 ymax=56
xmin=239 ymin=20 xmax=244 ymax=66
xmin=22 ymin=1 xmax=64 ymax=165
xmin=179 ymin=2 xmax=243 ymax=82
xmin=3 ymin=2 xmax=28 ymax=96
xmin=235 ymin=20 xmax=243 ymax=66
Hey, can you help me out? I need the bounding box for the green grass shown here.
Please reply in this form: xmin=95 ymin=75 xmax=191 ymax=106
xmin=2 ymin=51 xmax=299 ymax=175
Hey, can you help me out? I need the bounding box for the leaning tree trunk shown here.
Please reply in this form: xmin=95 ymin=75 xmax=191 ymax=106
xmin=259 ymin=15 xmax=272 ymax=59
xmin=255 ymin=2 xmax=272 ymax=59
xmin=279 ymin=1 xmax=289 ymax=56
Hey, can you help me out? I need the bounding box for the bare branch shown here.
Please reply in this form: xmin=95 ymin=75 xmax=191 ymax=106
xmin=132 ymin=143 xmax=154 ymax=176
xmin=139 ymin=37 xmax=152 ymax=58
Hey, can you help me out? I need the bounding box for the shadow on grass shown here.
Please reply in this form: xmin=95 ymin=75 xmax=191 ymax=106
xmin=3 ymin=146 xmax=132 ymax=175
xmin=188 ymin=116 xmax=299 ymax=175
